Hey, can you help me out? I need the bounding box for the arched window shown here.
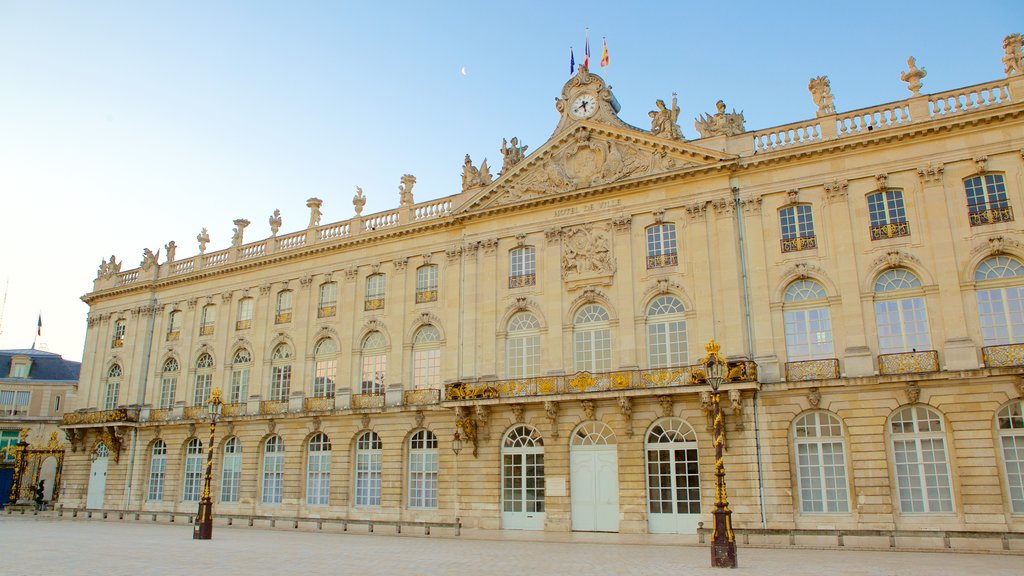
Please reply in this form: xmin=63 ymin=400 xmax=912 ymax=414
xmin=182 ymin=438 xmax=203 ymax=502
xmin=509 ymin=247 xmax=536 ymax=288
xmin=365 ymin=274 xmax=385 ymax=311
xmin=199 ymin=303 xmax=216 ymax=336
xmin=318 ymin=282 xmax=338 ymax=318
xmin=104 ymin=364 xmax=122 ymax=410
xmin=229 ymin=348 xmax=251 ymax=404
xmin=408 ymin=430 xmax=438 ymax=508
xmin=312 ymin=338 xmax=337 ymax=398
xmin=167 ymin=310 xmax=182 ymax=341
xmin=867 ymin=189 xmax=910 ymax=240
xmin=890 ymin=405 xmax=953 ymax=513
xmin=147 ymin=440 xmax=166 ymax=501
xmin=996 ymin=400 xmax=1024 ymax=513
xmin=779 ymin=204 xmax=816 ymax=252
xmin=646 ymin=295 xmax=687 ymax=368
xmin=646 ymin=223 xmax=678 ymax=268
xmin=574 ymin=304 xmax=611 ymax=373
xmin=793 ymin=412 xmax=849 ymax=513
xmin=220 ymin=437 xmax=242 ymax=503
xmin=416 ymin=265 xmax=438 ymax=303
xmin=306 ymin=433 xmax=332 ymax=506
xmin=783 ymin=280 xmax=834 ymax=361
xmin=360 ymin=332 xmax=387 ymax=395
xmin=874 ymin=268 xmax=931 ymax=354
xmin=965 ymin=173 xmax=1012 ymax=226
xmin=412 ymin=326 xmax=441 ymax=390
xmin=261 ymin=436 xmax=284 ymax=504
xmin=355 ymin=431 xmax=382 ymax=506
xmin=507 ymin=312 xmax=541 ymax=378
xmin=275 ymin=290 xmax=293 ymax=324
xmin=236 ymin=298 xmax=253 ymax=330
xmin=645 ymin=418 xmax=700 ymax=533
xmin=975 ymin=256 xmax=1024 ymax=346
xmin=159 ymin=358 xmax=178 ymax=409
xmin=193 ymin=353 xmax=214 ymax=406
xmin=270 ymin=344 xmax=292 ymax=402
xmin=111 ymin=319 xmax=126 ymax=348
xmin=501 ymin=426 xmax=544 ymax=527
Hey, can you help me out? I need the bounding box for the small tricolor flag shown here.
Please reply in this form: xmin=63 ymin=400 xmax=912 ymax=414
xmin=600 ymin=37 xmax=609 ymax=67
xmin=570 ymin=47 xmax=575 ymax=74
xmin=584 ymin=29 xmax=590 ymax=68
xmin=37 ymin=314 xmax=42 ymax=336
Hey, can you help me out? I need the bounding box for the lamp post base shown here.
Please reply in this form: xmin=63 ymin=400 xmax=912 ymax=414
xmin=710 ymin=509 xmax=737 ymax=568
xmin=193 ymin=501 xmax=213 ymax=540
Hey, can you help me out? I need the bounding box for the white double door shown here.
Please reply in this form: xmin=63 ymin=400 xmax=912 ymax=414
xmin=86 ymin=445 xmax=108 ymax=509
xmin=570 ymin=446 xmax=619 ymax=532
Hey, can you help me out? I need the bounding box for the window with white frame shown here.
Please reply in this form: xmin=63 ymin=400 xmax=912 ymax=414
xmin=236 ymin=298 xmax=253 ymax=330
xmin=111 ymin=319 xmax=126 ymax=348
xmin=409 ymin=430 xmax=438 ymax=508
xmin=574 ymin=304 xmax=611 ymax=373
xmin=220 ymin=437 xmax=242 ymax=503
xmin=199 ymin=304 xmax=216 ymax=336
xmin=509 ymin=247 xmax=536 ymax=288
xmin=229 ymin=349 xmax=251 ymax=404
xmin=270 ymin=344 xmax=292 ymax=402
xmin=192 ymin=353 xmax=214 ymax=406
xmin=506 ymin=312 xmax=541 ymax=378
xmin=10 ymin=361 xmax=29 ymax=378
xmin=318 ymin=282 xmax=337 ymax=318
xmin=794 ymin=412 xmax=849 ymax=513
xmin=355 ymin=431 xmax=382 ymax=506
xmin=0 ymin=390 xmax=30 ymax=416
xmin=502 ymin=425 xmax=545 ymax=514
xmin=867 ymin=190 xmax=910 ymax=240
xmin=412 ymin=326 xmax=441 ymax=390
xmin=783 ymin=280 xmax=834 ymax=361
xmin=262 ymin=436 xmax=284 ymax=504
xmin=646 ymin=223 xmax=678 ymax=268
xmin=104 ymin=364 xmax=122 ymax=410
xmin=890 ymin=405 xmax=953 ymax=513
xmin=646 ymin=295 xmax=687 ymax=368
xmin=974 ymin=256 xmax=1024 ymax=346
xmin=0 ymin=430 xmax=18 ymax=463
xmin=779 ymin=204 xmax=816 ymax=252
xmin=159 ymin=358 xmax=178 ymax=409
xmin=182 ymin=438 xmax=204 ymax=502
xmin=365 ymin=274 xmax=385 ymax=311
xmin=167 ymin=310 xmax=182 ymax=341
xmin=965 ymin=173 xmax=1012 ymax=226
xmin=306 ymin=432 xmax=332 ymax=506
xmin=360 ymin=332 xmax=387 ymax=395
xmin=997 ymin=400 xmax=1024 ymax=513
xmin=275 ymin=290 xmax=293 ymax=324
xmin=874 ymin=268 xmax=931 ymax=354
xmin=147 ymin=440 xmax=167 ymax=501
xmin=313 ymin=338 xmax=337 ymax=398
xmin=415 ymin=265 xmax=438 ymax=303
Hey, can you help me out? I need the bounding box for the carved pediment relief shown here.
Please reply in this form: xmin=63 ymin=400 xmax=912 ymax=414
xmin=561 ymin=223 xmax=615 ymax=281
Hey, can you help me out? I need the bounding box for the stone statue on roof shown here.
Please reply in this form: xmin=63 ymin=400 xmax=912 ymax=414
xmin=808 ymin=76 xmax=836 ymax=116
xmin=694 ymin=100 xmax=745 ymax=138
xmin=1004 ymin=34 xmax=1024 ymax=77
xmin=649 ymin=93 xmax=682 ymax=140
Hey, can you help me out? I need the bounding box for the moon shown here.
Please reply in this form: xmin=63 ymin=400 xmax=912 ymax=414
xmin=460 ymin=66 xmax=467 ymax=76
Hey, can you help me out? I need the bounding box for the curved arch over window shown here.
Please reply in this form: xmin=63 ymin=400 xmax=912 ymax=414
xmin=570 ymin=421 xmax=617 ymax=446
xmin=229 ymin=348 xmax=251 ymax=404
xmin=874 ymin=268 xmax=922 ymax=292
xmin=147 ymin=440 xmax=167 ymax=501
xmin=574 ymin=304 xmax=611 ymax=373
xmin=270 ymin=344 xmax=292 ymax=402
xmin=159 ymin=358 xmax=178 ymax=409
xmin=409 ymin=430 xmax=438 ymax=508
xmin=889 ymin=405 xmax=953 ymax=513
xmin=108 ymin=364 xmax=122 ymax=378
xmin=873 ymin=268 xmax=930 ymax=354
xmin=793 ymin=411 xmax=849 ymax=513
xmin=355 ymin=431 xmax=382 ymax=506
xmin=975 ymin=256 xmax=1024 ymax=346
xmin=262 ymin=436 xmax=284 ymax=504
xmin=193 ymin=353 xmax=215 ymax=406
xmin=647 ymin=295 xmax=687 ymax=368
xmin=412 ymin=326 xmax=441 ymax=390
xmin=784 ymin=279 xmax=828 ymax=302
xmin=503 ymin=425 xmax=544 ymax=448
xmin=306 ymin=433 xmax=332 ymax=505
xmin=997 ymin=400 xmax=1024 ymax=513
xmin=507 ymin=312 xmax=541 ymax=378
xmin=221 ymin=437 xmax=242 ymax=503
xmin=360 ymin=332 xmax=387 ymax=395
xmin=783 ymin=280 xmax=834 ymax=362
xmin=182 ymin=438 xmax=203 ymax=502
xmin=313 ymin=338 xmax=337 ymax=398
xmin=501 ymin=426 xmax=544 ymax=523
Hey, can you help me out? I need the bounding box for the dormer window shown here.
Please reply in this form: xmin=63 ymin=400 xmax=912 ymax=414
xmin=9 ymin=356 xmax=31 ymax=378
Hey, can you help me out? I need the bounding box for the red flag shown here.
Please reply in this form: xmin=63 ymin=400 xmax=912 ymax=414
xmin=584 ymin=29 xmax=590 ymax=68
xmin=600 ymin=38 xmax=609 ymax=67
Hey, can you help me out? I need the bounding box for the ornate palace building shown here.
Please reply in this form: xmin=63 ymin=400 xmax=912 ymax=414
xmin=60 ymin=36 xmax=1024 ymax=537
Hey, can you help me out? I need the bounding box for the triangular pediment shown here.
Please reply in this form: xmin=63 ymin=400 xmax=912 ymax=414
xmin=458 ymin=124 xmax=737 ymax=213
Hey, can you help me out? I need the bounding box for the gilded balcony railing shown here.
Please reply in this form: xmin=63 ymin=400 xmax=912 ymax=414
xmin=508 ymin=274 xmax=536 ymax=289
xmin=969 ymin=206 xmax=1013 ymax=226
xmin=303 ymin=396 xmax=334 ymax=412
xmin=445 ymin=362 xmax=757 ymax=401
xmin=198 ymin=325 xmax=215 ymax=336
xmin=786 ymin=359 xmax=840 ymax=381
xmin=415 ymin=290 xmax=438 ymax=304
xmin=781 ymin=235 xmax=817 ymax=253
xmin=869 ymin=221 xmax=911 ymax=240
xmin=148 ymin=409 xmax=172 ymax=422
xmin=182 ymin=406 xmax=204 ymax=420
xmin=364 ymin=298 xmax=385 ymax=311
xmin=221 ymin=403 xmax=247 ymax=417
xmin=318 ymin=305 xmax=337 ymax=318
xmin=166 ymin=331 xmax=180 ymax=342
xmin=111 ymin=338 xmax=124 ymax=349
xmin=63 ymin=408 xmax=137 ymax=426
xmin=260 ymin=400 xmax=288 ymax=415
xmin=982 ymin=343 xmax=1024 ymax=367
xmin=404 ymin=389 xmax=440 ymax=406
xmin=235 ymin=320 xmax=251 ymax=331
xmin=878 ymin=350 xmax=939 ymax=375
xmin=646 ymin=252 xmax=678 ymax=269
xmin=275 ymin=312 xmax=292 ymax=324
xmin=352 ymin=393 xmax=385 ymax=409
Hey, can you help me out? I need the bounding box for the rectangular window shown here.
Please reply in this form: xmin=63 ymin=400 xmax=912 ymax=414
xmin=355 ymin=451 xmax=382 ymax=506
xmin=0 ymin=430 xmax=19 ymax=463
xmin=796 ymin=441 xmax=849 ymax=513
xmin=646 ymin=224 xmax=679 ymax=268
xmin=780 ymin=205 xmax=816 ymax=252
xmin=361 ymin=355 xmax=386 ymax=395
xmin=230 ymin=368 xmax=249 ymax=404
xmin=193 ymin=374 xmax=212 ymax=406
xmin=148 ymin=453 xmax=166 ymax=501
xmin=413 ymin=349 xmax=441 ymax=389
xmin=221 ymin=452 xmax=242 ymax=503
xmin=784 ymin=308 xmax=835 ymax=361
xmin=313 ymin=360 xmax=336 ymax=397
xmin=318 ymin=283 xmax=337 ymax=318
xmin=167 ymin=312 xmax=182 ymax=341
xmin=416 ymin=266 xmax=438 ymax=303
xmin=270 ymin=366 xmax=291 ymax=401
xmin=966 ymin=174 xmax=1013 ymax=226
xmin=409 ymin=451 xmax=438 ymax=508
xmin=182 ymin=454 xmax=204 ymax=502
xmin=574 ymin=329 xmax=612 ymax=373
xmin=365 ymin=275 xmax=385 ymax=311
xmin=262 ymin=453 xmax=284 ymax=504
xmin=112 ymin=321 xmax=126 ymax=348
xmin=276 ymin=291 xmax=293 ymax=324
xmin=509 ymin=247 xmax=537 ymax=288
xmin=306 ymin=452 xmax=331 ymax=506
xmin=507 ymin=334 xmax=540 ymax=378
xmin=875 ymin=297 xmax=931 ymax=354
xmin=977 ymin=287 xmax=1024 ymax=346
xmin=868 ymin=190 xmax=910 ymax=240
xmin=104 ymin=382 xmax=119 ymax=410
xmin=236 ymin=299 xmax=253 ymax=330
xmin=12 ymin=363 xmax=28 ymax=378
xmin=199 ymin=305 xmax=215 ymax=336
xmin=159 ymin=376 xmax=176 ymax=409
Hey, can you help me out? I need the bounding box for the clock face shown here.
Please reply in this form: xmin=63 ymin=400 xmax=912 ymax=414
xmin=570 ymin=94 xmax=597 ymax=119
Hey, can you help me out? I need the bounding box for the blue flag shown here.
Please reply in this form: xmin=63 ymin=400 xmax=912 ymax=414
xmin=570 ymin=47 xmax=575 ymax=74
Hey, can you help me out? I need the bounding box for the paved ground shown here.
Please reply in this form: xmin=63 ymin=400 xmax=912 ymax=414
xmin=1 ymin=515 xmax=1021 ymax=576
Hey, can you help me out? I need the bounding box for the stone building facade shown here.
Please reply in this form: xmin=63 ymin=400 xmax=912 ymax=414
xmin=61 ymin=38 xmax=1024 ymax=535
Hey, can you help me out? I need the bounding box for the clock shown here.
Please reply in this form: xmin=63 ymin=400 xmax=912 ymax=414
xmin=570 ymin=94 xmax=597 ymax=119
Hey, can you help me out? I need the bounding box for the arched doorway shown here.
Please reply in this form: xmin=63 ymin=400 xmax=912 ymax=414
xmin=86 ymin=444 xmax=109 ymax=509
xmin=38 ymin=456 xmax=58 ymax=501
xmin=501 ymin=425 xmax=544 ymax=530
xmin=570 ymin=421 xmax=619 ymax=532
xmin=645 ymin=418 xmax=701 ymax=534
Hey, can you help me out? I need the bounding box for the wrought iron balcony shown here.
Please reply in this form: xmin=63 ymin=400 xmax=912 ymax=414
xmin=969 ymin=206 xmax=1013 ymax=226
xmin=352 ymin=392 xmax=385 ymax=409
xmin=259 ymin=400 xmax=288 ymax=415
xmin=182 ymin=406 xmax=204 ymax=419
xmin=786 ymin=358 xmax=840 ymax=381
xmin=646 ymin=252 xmax=679 ymax=269
xmin=403 ymin=388 xmax=440 ymax=406
xmin=878 ymin=350 xmax=939 ymax=375
xmin=235 ymin=320 xmax=251 ymax=331
xmin=415 ymin=290 xmax=438 ymax=304
xmin=62 ymin=408 xmax=138 ymax=426
xmin=781 ymin=235 xmax=816 ymax=253
xmin=508 ymin=274 xmax=536 ymax=289
xmin=148 ymin=409 xmax=172 ymax=422
xmin=364 ymin=298 xmax=385 ymax=311
xmin=869 ymin=221 xmax=910 ymax=240
xmin=303 ymin=396 xmax=334 ymax=412
xmin=221 ymin=403 xmax=247 ymax=417
xmin=198 ymin=325 xmax=215 ymax=336
xmin=166 ymin=330 xmax=181 ymax=342
xmin=318 ymin=305 xmax=336 ymax=318
xmin=982 ymin=343 xmax=1024 ymax=367
xmin=275 ymin=312 xmax=292 ymax=324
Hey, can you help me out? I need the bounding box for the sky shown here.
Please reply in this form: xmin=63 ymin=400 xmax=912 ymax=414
xmin=0 ymin=1 xmax=1021 ymax=362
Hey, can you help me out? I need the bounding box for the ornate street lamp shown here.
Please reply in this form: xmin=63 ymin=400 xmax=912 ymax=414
xmin=704 ymin=340 xmax=737 ymax=568
xmin=451 ymin=430 xmax=463 ymax=456
xmin=193 ymin=388 xmax=223 ymax=540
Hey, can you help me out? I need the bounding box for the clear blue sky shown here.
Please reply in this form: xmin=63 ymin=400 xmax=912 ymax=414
xmin=1 ymin=1 xmax=1021 ymax=361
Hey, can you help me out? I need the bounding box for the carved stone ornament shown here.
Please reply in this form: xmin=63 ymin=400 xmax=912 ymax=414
xmin=685 ymin=202 xmax=707 ymax=221
xmin=187 ymin=423 xmax=197 ymax=438
xmin=231 ymin=219 xmax=250 ymax=247
xmin=455 ymin=407 xmax=478 ymax=458
xmin=873 ymin=249 xmax=920 ymax=271
xmin=344 ymin=266 xmax=359 ymax=281
xmin=259 ymin=284 xmax=271 ymax=295
xmin=699 ymin=391 xmax=713 ymax=430
xmin=399 ymin=174 xmax=416 ymax=206
xmin=481 ymin=238 xmax=498 ymax=255
xmin=900 ymin=56 xmax=926 ymax=96
xmin=360 ymin=413 xmax=371 ymax=431
xmin=97 ymin=254 xmax=122 ymax=280
xmin=611 ymin=215 xmax=632 ymax=232
xmin=511 ymin=403 xmax=525 ymax=424
xmin=808 ymin=75 xmax=835 ymax=117
xmin=917 ymin=162 xmax=944 ymax=184
xmin=581 ymin=399 xmax=595 ymax=420
xmin=514 ymin=296 xmax=530 ymax=311
xmin=353 ymin=187 xmax=366 ymax=216
xmin=658 ymin=395 xmax=674 ymax=417
xmin=474 ymin=404 xmax=490 ymax=440
xmin=164 ymin=241 xmax=176 ymax=263
xmin=617 ymin=396 xmax=633 ymax=437
xmin=544 ymin=400 xmax=559 ymax=438
xmin=269 ymin=210 xmax=282 ymax=236
xmin=905 ymin=382 xmax=921 ymax=404
xmin=974 ymin=156 xmax=989 ymax=174
xmin=187 ymin=297 xmax=198 ymax=310
xmin=561 ymin=224 xmax=615 ymax=279
xmin=414 ymin=410 xmax=425 ymax=429
xmin=140 ymin=248 xmax=159 ymax=271
xmin=311 ymin=416 xmax=322 ymax=432
xmin=712 ymin=198 xmax=734 ymax=216
xmin=422 ymin=253 xmax=432 ymax=265
xmin=306 ymin=198 xmax=323 ymax=228
xmin=1003 ymin=33 xmax=1024 ymax=77
xmin=500 ymin=137 xmax=529 ymax=175
xmin=221 ymin=291 xmax=233 ymax=303
xmin=741 ymin=197 xmax=763 ymax=215
xmin=1016 ymin=376 xmax=1024 ymax=399
xmin=875 ymin=173 xmax=889 ymax=190
xmin=196 ymin=228 xmax=210 ymax=254
xmin=267 ymin=419 xmax=276 ymax=435
xmin=971 ymin=235 xmax=1024 ymax=258
xmin=393 ymin=257 xmax=408 ymax=271
xmin=299 ymin=274 xmax=313 ymax=288
xmin=462 ymin=154 xmax=493 ymax=191
xmin=694 ymin=100 xmax=746 ymax=138
xmin=370 ymin=263 xmax=381 ymax=275
xmin=652 ymin=209 xmax=666 ymax=224
xmin=445 ymin=246 xmax=461 ymax=262
xmin=649 ymin=93 xmax=683 ymax=140
xmin=729 ymin=389 xmax=744 ymax=431
xmin=545 ymin=227 xmax=562 ymax=243
xmin=824 ymin=179 xmax=848 ymax=202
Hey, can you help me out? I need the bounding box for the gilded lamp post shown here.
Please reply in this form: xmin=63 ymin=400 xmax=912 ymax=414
xmin=703 ymin=340 xmax=737 ymax=568
xmin=193 ymin=388 xmax=223 ymax=540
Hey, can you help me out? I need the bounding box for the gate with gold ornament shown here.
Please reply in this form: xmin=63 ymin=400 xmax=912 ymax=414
xmin=5 ymin=429 xmax=66 ymax=506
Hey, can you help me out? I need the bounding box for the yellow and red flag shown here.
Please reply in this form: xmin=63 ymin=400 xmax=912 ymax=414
xmin=600 ymin=37 xmax=609 ymax=67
